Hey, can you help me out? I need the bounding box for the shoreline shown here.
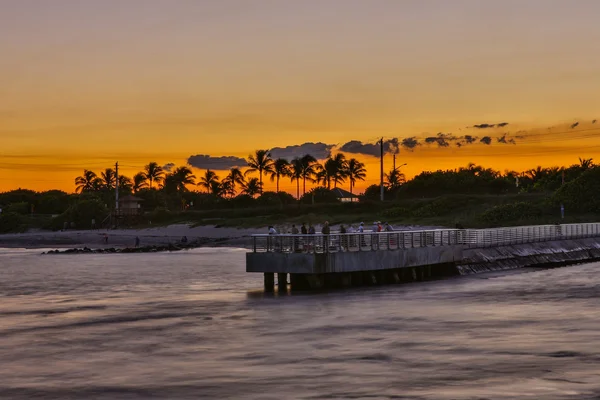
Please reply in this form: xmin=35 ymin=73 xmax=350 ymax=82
xmin=0 ymin=223 xmax=444 ymax=251
xmin=0 ymin=224 xmax=261 ymax=250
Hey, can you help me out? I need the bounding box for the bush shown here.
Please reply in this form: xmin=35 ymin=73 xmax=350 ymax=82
xmin=256 ymin=191 xmax=296 ymax=207
xmin=554 ymin=168 xmax=600 ymax=213
xmin=300 ymin=187 xmax=339 ymax=204
xmin=229 ymin=194 xmax=256 ymax=208
xmin=0 ymin=212 xmax=26 ymax=233
xmin=479 ymin=202 xmax=545 ymax=225
xmin=382 ymin=206 xmax=410 ymax=219
xmin=6 ymin=202 xmax=30 ymax=215
xmin=48 ymin=199 xmax=109 ymax=230
xmin=148 ymin=207 xmax=173 ymax=224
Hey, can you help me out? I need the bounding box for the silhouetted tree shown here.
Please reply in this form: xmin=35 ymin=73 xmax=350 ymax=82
xmin=245 ymin=149 xmax=274 ymax=194
xmin=144 ymin=162 xmax=164 ymax=189
xmin=346 ymin=158 xmax=366 ymax=196
xmin=75 ymin=170 xmax=101 ymax=193
xmin=269 ymin=158 xmax=290 ymax=192
xmin=199 ymin=170 xmax=219 ymax=194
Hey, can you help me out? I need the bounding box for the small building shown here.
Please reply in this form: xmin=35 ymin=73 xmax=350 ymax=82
xmin=117 ymin=195 xmax=143 ymax=215
xmin=331 ymin=188 xmax=359 ymax=203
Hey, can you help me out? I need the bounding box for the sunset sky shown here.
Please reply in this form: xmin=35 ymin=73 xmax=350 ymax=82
xmin=2 ymin=0 xmax=600 ymax=194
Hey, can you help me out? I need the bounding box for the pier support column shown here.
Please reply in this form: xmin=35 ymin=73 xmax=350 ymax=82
xmin=264 ymin=273 xmax=275 ymax=293
xmin=277 ymin=273 xmax=287 ymax=291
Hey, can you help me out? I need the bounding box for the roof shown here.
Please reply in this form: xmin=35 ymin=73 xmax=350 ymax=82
xmin=119 ymin=195 xmax=144 ymax=202
xmin=331 ymin=187 xmax=358 ymax=198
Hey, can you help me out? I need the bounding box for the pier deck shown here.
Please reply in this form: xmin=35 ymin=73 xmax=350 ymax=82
xmin=247 ymin=223 xmax=600 ymax=291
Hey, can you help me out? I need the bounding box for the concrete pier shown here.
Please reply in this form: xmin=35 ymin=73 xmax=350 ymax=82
xmin=248 ymin=223 xmax=600 ymax=291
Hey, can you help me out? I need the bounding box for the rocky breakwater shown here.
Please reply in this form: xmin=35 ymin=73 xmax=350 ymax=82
xmin=43 ymin=237 xmax=233 ymax=255
xmin=457 ymin=237 xmax=600 ymax=274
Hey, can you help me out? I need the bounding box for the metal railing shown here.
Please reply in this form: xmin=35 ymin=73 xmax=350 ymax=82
xmin=252 ymin=229 xmax=464 ymax=253
xmin=251 ymin=223 xmax=600 ymax=253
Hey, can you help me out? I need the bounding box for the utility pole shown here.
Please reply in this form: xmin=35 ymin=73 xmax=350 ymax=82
xmin=393 ymin=153 xmax=396 ymax=171
xmin=115 ymin=162 xmax=119 ymax=212
xmin=380 ymin=137 xmax=384 ymax=202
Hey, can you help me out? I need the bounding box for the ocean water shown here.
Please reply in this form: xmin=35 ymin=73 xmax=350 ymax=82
xmin=1 ymin=247 xmax=600 ymax=399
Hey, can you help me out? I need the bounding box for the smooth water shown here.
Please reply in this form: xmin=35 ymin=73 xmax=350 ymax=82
xmin=1 ymin=247 xmax=600 ymax=399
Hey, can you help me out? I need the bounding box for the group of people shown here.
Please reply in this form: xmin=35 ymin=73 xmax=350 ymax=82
xmin=268 ymin=221 xmax=394 ymax=235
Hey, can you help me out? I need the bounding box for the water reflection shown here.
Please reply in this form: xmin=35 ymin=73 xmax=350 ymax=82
xmin=0 ymin=248 xmax=599 ymax=399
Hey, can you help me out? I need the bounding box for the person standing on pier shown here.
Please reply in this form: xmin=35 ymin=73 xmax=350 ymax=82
xmin=321 ymin=221 xmax=330 ymax=251
xmin=339 ymin=224 xmax=347 ymax=250
xmin=291 ymin=224 xmax=299 ymax=252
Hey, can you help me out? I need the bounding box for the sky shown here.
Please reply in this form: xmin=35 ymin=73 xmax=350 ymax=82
xmin=1 ymin=0 xmax=600 ymax=193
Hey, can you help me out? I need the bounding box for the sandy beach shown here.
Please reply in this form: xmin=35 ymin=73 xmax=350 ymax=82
xmin=0 ymin=224 xmax=263 ymax=250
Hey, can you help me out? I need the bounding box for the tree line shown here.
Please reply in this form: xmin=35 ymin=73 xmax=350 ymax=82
xmin=73 ymin=151 xmax=369 ymax=199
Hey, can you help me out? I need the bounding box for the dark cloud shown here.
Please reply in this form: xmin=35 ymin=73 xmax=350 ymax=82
xmin=472 ymin=122 xmax=509 ymax=129
xmin=401 ymin=137 xmax=420 ymax=150
xmin=480 ymin=136 xmax=492 ymax=145
xmin=187 ymin=154 xmax=247 ymax=170
xmin=162 ymin=163 xmax=175 ymax=172
xmin=339 ymin=139 xmax=408 ymax=157
xmin=424 ymin=132 xmax=454 ymax=147
xmin=339 ymin=140 xmax=380 ymax=157
xmin=593 ymin=119 xmax=597 ymax=124
xmin=497 ymin=134 xmax=516 ymax=144
xmin=571 ymin=122 xmax=579 ymax=129
xmin=463 ymin=135 xmax=477 ymax=144
xmin=270 ymin=142 xmax=333 ymax=160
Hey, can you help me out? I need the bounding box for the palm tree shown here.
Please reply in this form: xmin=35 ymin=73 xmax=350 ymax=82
xmin=289 ymin=157 xmax=303 ymax=199
xmin=198 ymin=169 xmax=220 ymax=193
xmin=245 ymin=149 xmax=274 ymax=193
xmin=316 ymin=154 xmax=347 ymax=189
xmin=144 ymin=162 xmax=164 ymax=189
xmin=331 ymin=153 xmax=348 ymax=188
xmin=118 ymin=176 xmax=133 ymax=194
xmin=75 ymin=170 xmax=101 ymax=193
xmin=300 ymin=154 xmax=317 ymax=195
xmin=269 ymin=158 xmax=290 ymax=192
xmin=100 ymin=168 xmax=116 ymax=190
xmin=526 ymin=166 xmax=546 ymax=182
xmin=132 ymin=172 xmax=148 ymax=193
xmin=346 ymin=158 xmax=366 ymax=195
xmin=579 ymin=157 xmax=594 ymax=170
xmin=385 ymin=168 xmax=405 ymax=189
xmin=210 ymin=181 xmax=225 ymax=197
xmin=223 ymin=167 xmax=245 ymax=195
xmin=219 ymin=178 xmax=235 ymax=198
xmin=171 ymin=166 xmax=196 ymax=192
xmin=242 ymin=177 xmax=262 ymax=197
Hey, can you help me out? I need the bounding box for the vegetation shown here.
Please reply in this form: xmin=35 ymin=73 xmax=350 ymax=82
xmin=0 ymin=154 xmax=598 ymax=233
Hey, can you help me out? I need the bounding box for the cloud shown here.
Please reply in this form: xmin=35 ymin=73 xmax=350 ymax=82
xmin=424 ymin=132 xmax=454 ymax=147
xmin=480 ymin=136 xmax=492 ymax=145
xmin=339 ymin=140 xmax=380 ymax=157
xmin=187 ymin=154 xmax=248 ymax=170
xmin=401 ymin=137 xmax=420 ymax=150
xmin=162 ymin=163 xmax=175 ymax=172
xmin=571 ymin=122 xmax=579 ymax=129
xmin=593 ymin=119 xmax=597 ymax=124
xmin=463 ymin=135 xmax=477 ymax=144
xmin=472 ymin=122 xmax=509 ymax=129
xmin=497 ymin=134 xmax=516 ymax=144
xmin=270 ymin=142 xmax=333 ymax=160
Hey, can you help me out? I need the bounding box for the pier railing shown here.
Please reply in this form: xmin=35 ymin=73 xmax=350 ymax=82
xmin=251 ymin=223 xmax=600 ymax=253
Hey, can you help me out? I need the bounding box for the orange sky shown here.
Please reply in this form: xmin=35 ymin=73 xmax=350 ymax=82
xmin=1 ymin=1 xmax=600 ymax=193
